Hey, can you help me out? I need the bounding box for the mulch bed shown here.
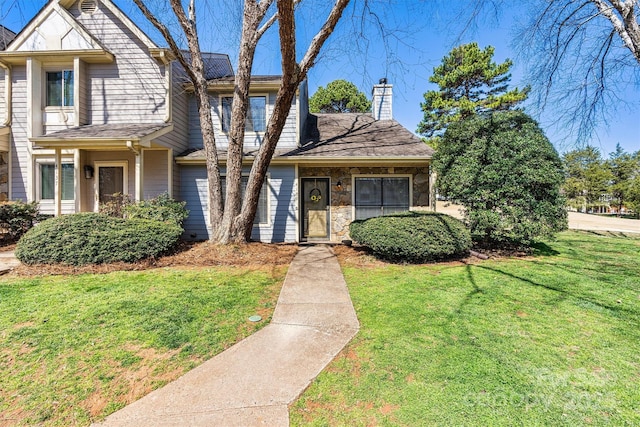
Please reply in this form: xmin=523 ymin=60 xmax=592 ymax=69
xmin=7 ymin=241 xmax=299 ymax=277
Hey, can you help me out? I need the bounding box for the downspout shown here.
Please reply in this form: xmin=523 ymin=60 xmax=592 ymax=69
xmin=0 ymin=61 xmax=11 ymax=126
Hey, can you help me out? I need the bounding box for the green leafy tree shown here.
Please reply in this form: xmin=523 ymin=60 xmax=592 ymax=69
xmin=627 ymin=151 xmax=640 ymax=218
xmin=433 ymin=111 xmax=567 ymax=246
xmin=417 ymin=42 xmax=529 ymax=140
xmin=309 ymin=79 xmax=372 ymax=113
xmin=562 ymin=146 xmax=611 ymax=211
xmin=606 ymin=144 xmax=639 ymax=216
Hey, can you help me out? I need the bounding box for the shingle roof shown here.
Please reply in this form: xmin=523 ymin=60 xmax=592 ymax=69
xmin=289 ymin=113 xmax=434 ymax=158
xmin=34 ymin=123 xmax=172 ymax=140
xmin=178 ymin=113 xmax=433 ymax=162
xmin=0 ymin=25 xmax=16 ymax=50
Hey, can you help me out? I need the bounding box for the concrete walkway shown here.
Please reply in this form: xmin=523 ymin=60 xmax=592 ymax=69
xmin=0 ymin=251 xmax=20 ymax=274
xmin=94 ymin=245 xmax=359 ymax=427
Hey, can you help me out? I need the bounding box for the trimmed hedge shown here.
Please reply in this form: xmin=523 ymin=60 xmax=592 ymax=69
xmin=15 ymin=213 xmax=182 ymax=265
xmin=0 ymin=201 xmax=39 ymax=242
xmin=349 ymin=211 xmax=471 ymax=262
xmin=124 ymin=193 xmax=189 ymax=227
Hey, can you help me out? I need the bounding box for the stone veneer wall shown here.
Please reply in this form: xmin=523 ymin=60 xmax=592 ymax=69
xmin=299 ymin=166 xmax=431 ymax=241
xmin=0 ymin=152 xmax=8 ymax=202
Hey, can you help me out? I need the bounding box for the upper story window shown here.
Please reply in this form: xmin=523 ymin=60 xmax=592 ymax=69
xmin=221 ymin=95 xmax=267 ymax=133
xmin=46 ymin=70 xmax=74 ymax=107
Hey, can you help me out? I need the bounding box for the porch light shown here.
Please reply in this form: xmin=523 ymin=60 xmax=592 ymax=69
xmin=84 ymin=165 xmax=94 ymax=179
xmin=336 ymin=180 xmax=343 ymax=190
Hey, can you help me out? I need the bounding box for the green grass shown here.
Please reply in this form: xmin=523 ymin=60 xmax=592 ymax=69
xmin=291 ymin=231 xmax=640 ymax=426
xmin=0 ymin=267 xmax=285 ymax=426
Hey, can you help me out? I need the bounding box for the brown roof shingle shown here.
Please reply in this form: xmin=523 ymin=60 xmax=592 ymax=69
xmin=287 ymin=113 xmax=434 ymax=158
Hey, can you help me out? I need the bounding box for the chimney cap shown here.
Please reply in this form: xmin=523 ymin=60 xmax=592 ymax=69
xmin=379 ymin=77 xmax=388 ymax=84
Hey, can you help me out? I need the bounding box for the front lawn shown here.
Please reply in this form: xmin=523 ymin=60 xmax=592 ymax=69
xmin=292 ymin=231 xmax=640 ymax=426
xmin=0 ymin=266 xmax=286 ymax=426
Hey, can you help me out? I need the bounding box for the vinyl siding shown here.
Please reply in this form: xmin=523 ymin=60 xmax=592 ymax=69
xmin=180 ymin=164 xmax=298 ymax=242
xmin=188 ymin=91 xmax=299 ymax=150
xmin=70 ymin=2 xmax=167 ymax=124
xmin=143 ymin=149 xmax=169 ymax=198
xmin=10 ymin=66 xmax=28 ymax=201
xmin=154 ymin=61 xmax=190 ymax=153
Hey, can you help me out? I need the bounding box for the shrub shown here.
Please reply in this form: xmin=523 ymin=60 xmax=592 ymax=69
xmin=124 ymin=193 xmax=189 ymax=227
xmin=0 ymin=201 xmax=39 ymax=242
xmin=434 ymin=111 xmax=567 ymax=246
xmin=15 ymin=213 xmax=182 ymax=265
xmin=349 ymin=211 xmax=471 ymax=262
xmin=99 ymin=193 xmax=132 ymax=218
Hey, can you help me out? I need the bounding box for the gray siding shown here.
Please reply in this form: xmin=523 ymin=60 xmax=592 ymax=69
xmin=10 ymin=66 xmax=28 ymax=201
xmin=154 ymin=62 xmax=190 ymax=153
xmin=70 ymin=2 xmax=167 ymax=125
xmin=180 ymin=165 xmax=210 ymax=240
xmin=143 ymin=149 xmax=169 ymax=198
xmin=180 ymin=164 xmax=298 ymax=243
xmin=188 ymin=91 xmax=299 ymax=150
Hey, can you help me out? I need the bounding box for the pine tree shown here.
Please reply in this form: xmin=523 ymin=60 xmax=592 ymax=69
xmin=309 ymin=79 xmax=371 ymax=113
xmin=417 ymin=43 xmax=529 ymax=140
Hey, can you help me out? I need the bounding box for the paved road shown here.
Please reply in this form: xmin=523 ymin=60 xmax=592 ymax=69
xmin=436 ymin=201 xmax=640 ymax=234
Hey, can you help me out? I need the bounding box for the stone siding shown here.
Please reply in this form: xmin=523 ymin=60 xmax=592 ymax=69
xmin=299 ymin=166 xmax=431 ymax=241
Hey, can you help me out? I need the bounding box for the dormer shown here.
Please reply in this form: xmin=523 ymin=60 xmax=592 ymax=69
xmin=0 ymin=0 xmax=113 ymax=137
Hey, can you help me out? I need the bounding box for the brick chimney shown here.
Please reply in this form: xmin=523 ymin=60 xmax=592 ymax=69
xmin=372 ymin=78 xmax=392 ymax=121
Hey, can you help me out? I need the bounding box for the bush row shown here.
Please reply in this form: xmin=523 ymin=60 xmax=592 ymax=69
xmin=16 ymin=213 xmax=183 ymax=265
xmin=350 ymin=211 xmax=471 ymax=263
xmin=0 ymin=201 xmax=39 ymax=242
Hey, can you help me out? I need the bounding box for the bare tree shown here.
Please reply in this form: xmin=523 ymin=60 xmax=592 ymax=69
xmin=134 ymin=0 xmax=349 ymax=243
xmin=455 ymin=0 xmax=640 ymax=143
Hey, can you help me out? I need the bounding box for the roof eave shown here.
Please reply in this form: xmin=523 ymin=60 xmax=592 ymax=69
xmin=29 ymin=123 xmax=174 ymax=149
xmin=176 ymin=155 xmax=431 ymax=166
xmin=0 ymin=49 xmax=114 ymax=65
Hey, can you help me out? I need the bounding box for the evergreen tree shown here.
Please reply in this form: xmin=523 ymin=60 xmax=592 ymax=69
xmin=418 ymin=43 xmax=529 ymax=139
xmin=562 ymin=146 xmax=611 ymax=212
xmin=309 ymin=79 xmax=371 ymax=113
xmin=433 ymin=111 xmax=567 ymax=246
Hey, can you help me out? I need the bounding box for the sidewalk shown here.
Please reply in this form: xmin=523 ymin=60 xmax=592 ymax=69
xmin=0 ymin=251 xmax=20 ymax=274
xmin=94 ymin=245 xmax=360 ymax=426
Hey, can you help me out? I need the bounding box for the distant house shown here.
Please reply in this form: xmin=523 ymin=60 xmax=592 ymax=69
xmin=0 ymin=0 xmax=434 ymax=243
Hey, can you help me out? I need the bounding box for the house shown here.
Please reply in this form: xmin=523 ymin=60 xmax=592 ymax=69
xmin=0 ymin=0 xmax=434 ymax=244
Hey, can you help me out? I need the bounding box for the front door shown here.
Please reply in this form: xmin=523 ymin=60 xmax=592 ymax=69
xmin=95 ymin=161 xmax=128 ymax=210
xmin=301 ymin=177 xmax=330 ymax=241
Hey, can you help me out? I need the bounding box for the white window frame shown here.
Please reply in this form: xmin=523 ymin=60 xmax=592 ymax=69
xmin=44 ymin=68 xmax=75 ymax=109
xmin=219 ymin=94 xmax=269 ymax=134
xmin=351 ymin=174 xmax=413 ymax=220
xmin=35 ymin=158 xmax=76 ymax=202
xmin=94 ymin=161 xmax=129 ymax=212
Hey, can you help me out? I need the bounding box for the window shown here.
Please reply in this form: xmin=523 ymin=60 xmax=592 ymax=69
xmin=40 ymin=164 xmax=74 ymax=200
xmin=221 ymin=176 xmax=269 ymax=224
xmin=46 ymin=70 xmax=74 ymax=107
xmin=354 ymin=177 xmax=410 ymax=220
xmin=221 ymin=96 xmax=267 ymax=133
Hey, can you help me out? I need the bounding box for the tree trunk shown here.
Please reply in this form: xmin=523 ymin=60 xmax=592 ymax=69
xmin=211 ymin=1 xmax=271 ymax=243
xmin=230 ymin=0 xmax=350 ymax=243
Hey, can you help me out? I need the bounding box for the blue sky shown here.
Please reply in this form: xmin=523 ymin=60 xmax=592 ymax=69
xmin=2 ymin=0 xmax=638 ymax=156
